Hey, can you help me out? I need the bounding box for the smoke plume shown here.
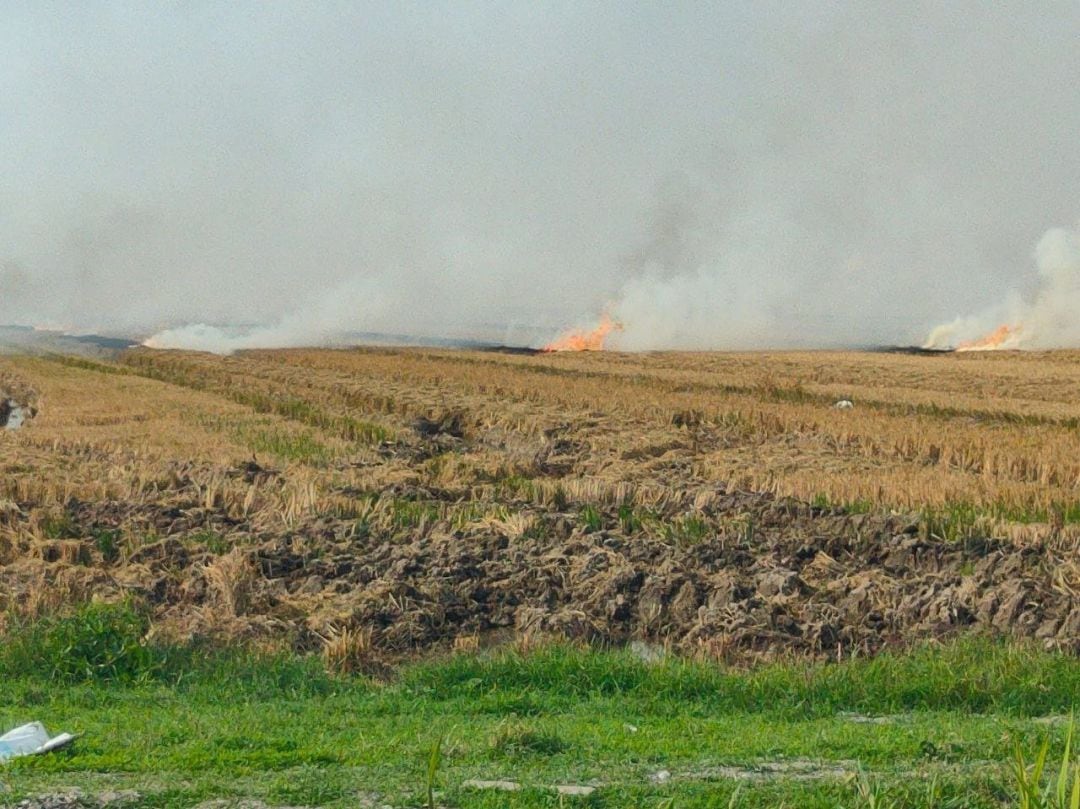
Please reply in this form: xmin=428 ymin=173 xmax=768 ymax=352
xmin=2 ymin=3 xmax=1079 ymax=352
xmin=924 ymin=226 xmax=1080 ymax=350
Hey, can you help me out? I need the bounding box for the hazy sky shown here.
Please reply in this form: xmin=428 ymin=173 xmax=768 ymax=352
xmin=3 ymin=2 xmax=1079 ymax=349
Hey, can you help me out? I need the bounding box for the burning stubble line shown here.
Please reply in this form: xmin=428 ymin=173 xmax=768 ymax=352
xmin=924 ymin=225 xmax=1080 ymax=352
xmin=541 ymin=313 xmax=624 ymax=353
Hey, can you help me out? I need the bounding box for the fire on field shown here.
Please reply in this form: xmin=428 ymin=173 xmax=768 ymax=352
xmin=1 ymin=347 xmax=1080 ymax=668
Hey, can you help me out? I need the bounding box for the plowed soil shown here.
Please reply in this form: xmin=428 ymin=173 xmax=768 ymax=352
xmin=3 ymin=467 xmax=1077 ymax=662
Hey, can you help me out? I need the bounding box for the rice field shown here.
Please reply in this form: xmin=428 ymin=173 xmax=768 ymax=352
xmin=2 ymin=345 xmax=1080 ymax=808
xmin=11 ymin=346 xmax=1080 ymax=525
xmin=0 ymin=346 xmax=1077 ymax=651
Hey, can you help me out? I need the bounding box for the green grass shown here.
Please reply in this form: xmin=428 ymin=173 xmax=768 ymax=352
xmin=579 ymin=505 xmax=603 ymax=533
xmin=0 ymin=602 xmax=161 ymax=683
xmin=566 ymin=502 xmax=716 ymax=543
xmin=497 ymin=475 xmax=538 ymax=501
xmin=807 ymin=495 xmax=1080 ymax=543
xmin=618 ymin=504 xmax=643 ymax=533
xmin=919 ymin=500 xmax=1080 ymax=539
xmin=190 ymin=414 xmax=338 ymax=465
xmin=192 ymin=386 xmax=392 ymax=448
xmin=391 ymin=498 xmax=440 ymax=529
xmin=665 ymin=514 xmax=710 ymax=545
xmin=244 ymin=427 xmax=333 ymax=464
xmin=811 ymin=494 xmax=876 ymax=515
xmin=91 ymin=529 xmax=121 ymax=563
xmin=1 ymin=605 xmax=1078 ymax=807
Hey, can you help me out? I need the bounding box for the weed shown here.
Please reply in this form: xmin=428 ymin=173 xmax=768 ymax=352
xmin=0 ymin=600 xmax=159 ymax=682
xmin=39 ymin=511 xmax=77 ymax=539
xmin=352 ymin=516 xmax=371 ymax=540
xmin=811 ymin=494 xmax=875 ymax=515
xmin=500 ymin=475 xmax=538 ymax=501
xmin=426 ymin=736 xmax=443 ymax=809
xmin=579 ymin=504 xmax=602 ymax=533
xmin=247 ymin=428 xmax=332 ymax=464
xmin=188 ymin=530 xmax=230 ymax=555
xmin=850 ymin=770 xmax=896 ymax=809
xmin=667 ymin=514 xmax=709 ymax=545
xmin=618 ymin=503 xmax=642 ymax=533
xmin=919 ymin=502 xmax=984 ymax=542
xmin=92 ymin=529 xmax=121 ymax=563
xmin=1012 ymin=719 xmax=1080 ymax=809
xmin=392 ymin=499 xmax=439 ymax=529
xmin=450 ymin=501 xmax=488 ymax=532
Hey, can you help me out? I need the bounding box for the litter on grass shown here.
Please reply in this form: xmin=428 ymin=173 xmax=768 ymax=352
xmin=0 ymin=722 xmax=77 ymax=762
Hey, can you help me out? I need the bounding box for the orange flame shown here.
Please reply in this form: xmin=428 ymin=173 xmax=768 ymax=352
xmin=542 ymin=313 xmax=623 ymax=352
xmin=955 ymin=323 xmax=1023 ymax=352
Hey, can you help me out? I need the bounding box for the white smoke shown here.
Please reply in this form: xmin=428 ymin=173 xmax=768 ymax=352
xmin=923 ymin=225 xmax=1080 ymax=349
xmin=144 ymin=277 xmax=389 ymax=354
xmin=1027 ymin=227 xmax=1080 ymax=346
xmin=3 ymin=4 xmax=1080 ymax=350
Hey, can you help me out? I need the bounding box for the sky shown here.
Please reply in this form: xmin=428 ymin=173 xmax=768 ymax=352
xmin=2 ymin=2 xmax=1079 ymax=351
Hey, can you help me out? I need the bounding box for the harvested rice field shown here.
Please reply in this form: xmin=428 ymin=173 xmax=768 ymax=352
xmin=1 ymin=346 xmax=1079 ymax=808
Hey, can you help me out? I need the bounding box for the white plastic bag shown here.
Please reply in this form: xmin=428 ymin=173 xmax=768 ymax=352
xmin=0 ymin=722 xmax=76 ymax=762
